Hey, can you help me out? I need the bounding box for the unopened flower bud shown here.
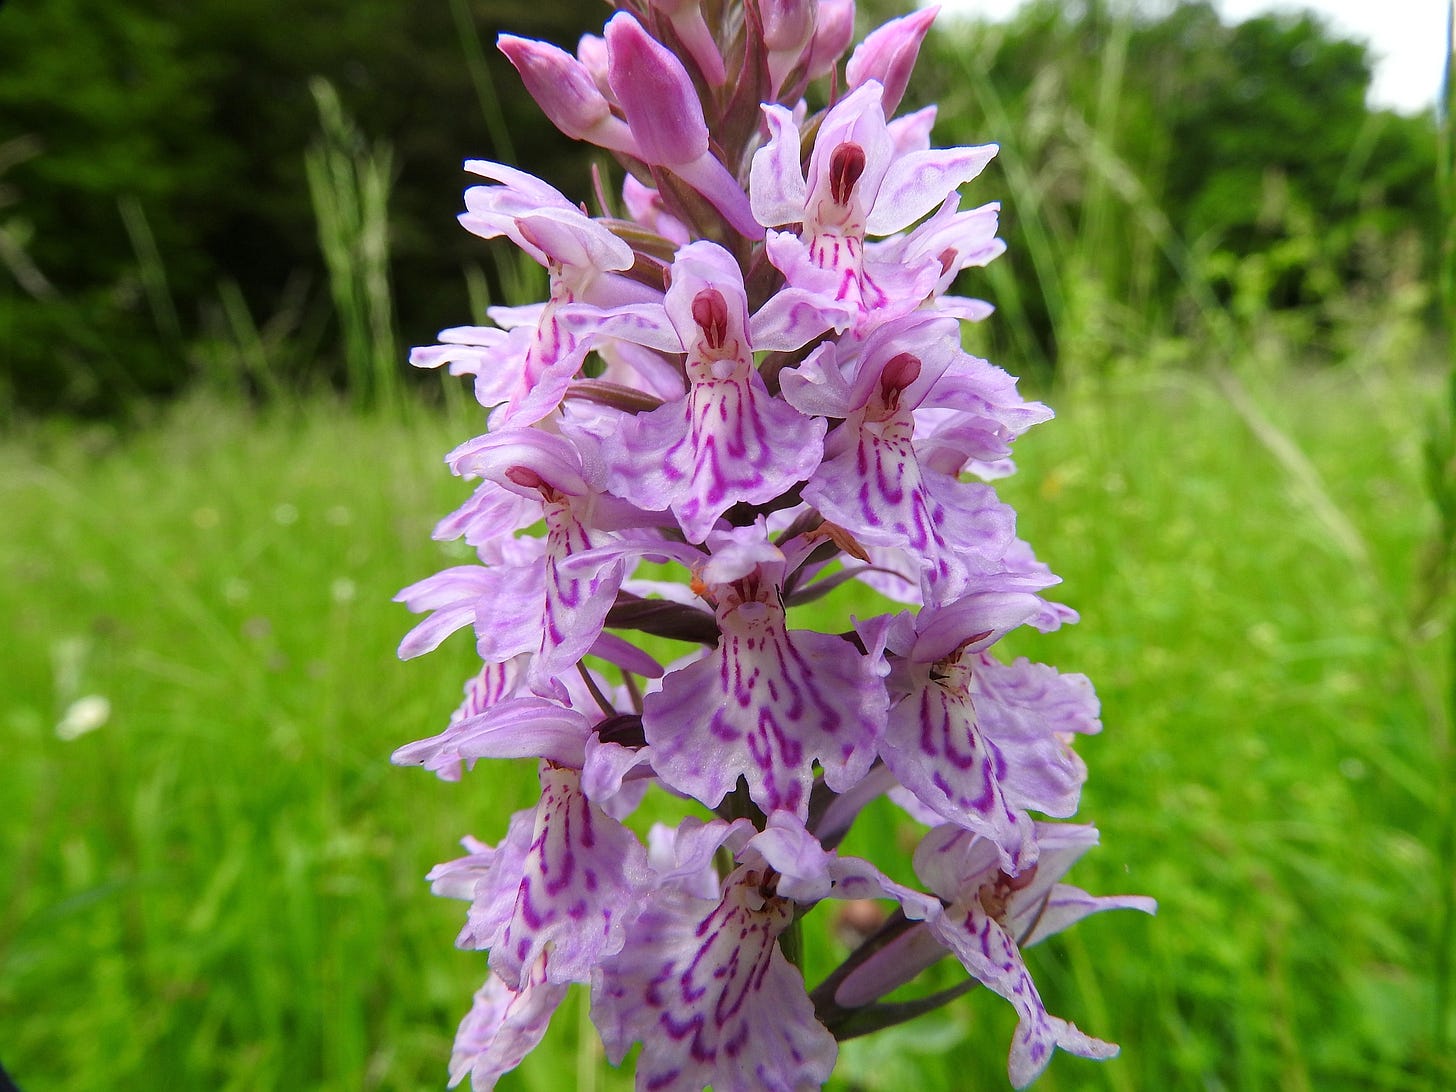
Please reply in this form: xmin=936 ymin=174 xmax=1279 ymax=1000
xmin=605 ymin=13 xmax=762 ymax=238
xmin=846 ymin=6 xmax=939 ymax=115
xmin=606 ymin=12 xmax=709 ymax=167
xmin=575 ymin=34 xmax=612 ymax=100
xmin=806 ymin=0 xmax=856 ymax=80
xmin=761 ymin=0 xmax=816 ymax=51
xmin=760 ymin=0 xmax=818 ymax=95
xmin=498 ymin=34 xmax=639 ymax=155
xmin=648 ymin=0 xmax=727 ymax=85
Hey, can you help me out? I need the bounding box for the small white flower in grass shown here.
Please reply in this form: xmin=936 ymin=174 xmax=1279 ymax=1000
xmin=56 ymin=695 xmax=110 ymax=741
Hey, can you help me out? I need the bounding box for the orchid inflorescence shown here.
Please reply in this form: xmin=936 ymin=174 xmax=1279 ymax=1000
xmin=392 ymin=3 xmax=1153 ymax=1088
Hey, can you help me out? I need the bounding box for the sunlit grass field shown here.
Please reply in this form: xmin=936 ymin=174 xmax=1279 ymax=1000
xmin=2 ymin=359 xmax=1450 ymax=1090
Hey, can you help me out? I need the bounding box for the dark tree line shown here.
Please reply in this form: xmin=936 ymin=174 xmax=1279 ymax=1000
xmin=0 ymin=0 xmax=1439 ymax=415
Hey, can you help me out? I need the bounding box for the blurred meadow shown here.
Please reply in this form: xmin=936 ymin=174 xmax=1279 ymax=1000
xmin=2 ymin=1 xmax=1453 ymax=1090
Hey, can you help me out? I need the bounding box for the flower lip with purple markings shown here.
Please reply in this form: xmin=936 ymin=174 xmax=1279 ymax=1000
xmin=394 ymin=3 xmax=1151 ymax=1089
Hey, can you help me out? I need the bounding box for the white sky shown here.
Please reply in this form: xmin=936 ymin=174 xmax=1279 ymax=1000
xmin=924 ymin=0 xmax=1451 ymax=113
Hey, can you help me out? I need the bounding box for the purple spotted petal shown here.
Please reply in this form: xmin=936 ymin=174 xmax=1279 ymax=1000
xmin=609 ymin=371 xmax=825 ymax=543
xmin=970 ymin=654 xmax=1097 ymax=819
xmin=910 ymin=823 xmax=1133 ymax=1088
xmin=485 ymin=764 xmax=652 ymax=988
xmin=447 ymin=958 xmax=568 ymax=1091
xmin=643 ymin=608 xmax=887 ymax=818
xmin=881 ymin=672 xmax=1037 ymax=873
xmin=805 ymin=435 xmax=1018 ymax=604
xmin=591 ymin=872 xmax=836 ymax=1092
xmin=930 ymin=893 xmax=1117 ymax=1088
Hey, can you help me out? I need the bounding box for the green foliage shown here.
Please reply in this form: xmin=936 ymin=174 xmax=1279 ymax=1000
xmin=305 ymin=80 xmax=401 ymax=413
xmin=2 ymin=361 xmax=1450 ymax=1088
xmin=920 ymin=0 xmax=1440 ymax=376
xmin=0 ymin=0 xmax=602 ymax=416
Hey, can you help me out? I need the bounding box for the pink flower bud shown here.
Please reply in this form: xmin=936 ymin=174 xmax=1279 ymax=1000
xmin=605 ymin=13 xmax=762 ymax=238
xmin=760 ymin=0 xmax=816 ymax=53
xmin=575 ymin=34 xmax=612 ymax=100
xmin=498 ymin=34 xmax=639 ymax=156
xmin=846 ymin=6 xmax=939 ymax=116
xmin=605 ymin=12 xmax=709 ymax=167
xmin=647 ymin=0 xmax=727 ymax=85
xmin=760 ymin=0 xmax=818 ymax=95
xmin=806 ymin=0 xmax=856 ymax=80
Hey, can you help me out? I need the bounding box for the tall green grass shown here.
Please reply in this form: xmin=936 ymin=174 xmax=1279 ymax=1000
xmin=1 ymin=356 xmax=1448 ymax=1089
xmin=305 ymin=79 xmax=402 ymax=413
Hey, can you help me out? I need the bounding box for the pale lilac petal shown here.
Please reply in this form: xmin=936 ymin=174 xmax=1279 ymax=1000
xmin=778 ymin=341 xmax=854 ymax=418
xmin=459 ymin=806 xmax=536 ymax=950
xmin=971 ymin=654 xmax=1097 ymax=818
xmin=433 ymin=483 xmax=538 ymax=550
xmin=932 ymin=295 xmax=997 ymax=322
xmin=391 ymin=697 xmax=592 ymax=778
xmin=447 ymin=959 xmax=568 ymax=1091
xmin=395 ymin=566 xmax=501 ymax=659
xmin=488 ymin=764 xmax=652 ymax=988
xmin=749 ymin=104 xmax=808 ymax=228
xmin=749 ymin=285 xmax=852 ymax=350
xmin=561 ymin=300 xmax=682 ymax=353
xmin=591 ymin=876 xmax=836 ymax=1092
xmin=578 ymin=734 xmax=651 ymax=808
xmin=887 ymin=104 xmax=938 ymax=155
xmin=867 ymin=144 xmax=1000 ymax=236
xmin=646 ymin=816 xmax=757 ymax=898
xmin=482 ymin=302 xmax=545 ymax=330
xmin=1020 ymin=885 xmax=1159 ymax=948
xmin=927 ymin=898 xmax=1117 ymax=1089
xmin=903 ymin=591 xmax=1047 ymax=666
xmin=881 ymin=680 xmax=1037 ymax=873
xmin=643 ymin=618 xmax=886 ymax=818
xmin=427 ymin=835 xmax=496 ymax=901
